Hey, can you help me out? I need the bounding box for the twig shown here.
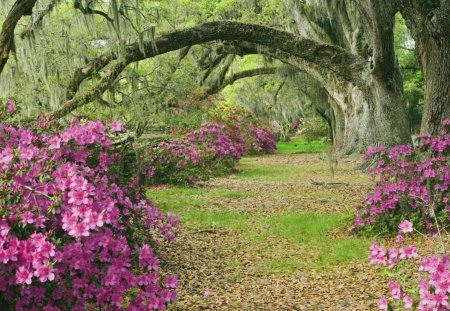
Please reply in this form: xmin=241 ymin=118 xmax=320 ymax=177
xmin=22 ymin=185 xmax=52 ymax=199
xmin=193 ymin=229 xmax=220 ymax=234
xmin=309 ymin=179 xmax=348 ymax=186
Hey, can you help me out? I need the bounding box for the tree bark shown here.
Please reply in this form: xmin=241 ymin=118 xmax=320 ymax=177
xmin=63 ymin=21 xmax=366 ymax=103
xmin=397 ymin=0 xmax=450 ymax=134
xmin=0 ymin=0 xmax=38 ymax=75
xmin=204 ymin=67 xmax=279 ymax=95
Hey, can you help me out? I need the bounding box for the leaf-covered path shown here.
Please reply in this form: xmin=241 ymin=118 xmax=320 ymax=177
xmin=148 ymin=153 xmax=386 ymax=310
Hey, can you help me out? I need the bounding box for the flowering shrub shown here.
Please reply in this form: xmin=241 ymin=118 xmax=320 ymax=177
xmin=352 ymin=120 xmax=450 ymax=234
xmin=357 ymin=120 xmax=450 ymax=310
xmin=369 ymin=222 xmax=449 ymax=310
xmin=0 ymin=100 xmax=179 ymax=310
xmin=248 ymin=126 xmax=276 ymax=154
xmin=144 ymin=123 xmax=249 ymax=185
xmin=186 ymin=123 xmax=246 ymax=161
xmin=144 ymin=139 xmax=210 ymax=185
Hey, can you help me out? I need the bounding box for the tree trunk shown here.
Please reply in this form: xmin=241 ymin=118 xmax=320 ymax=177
xmin=397 ymin=0 xmax=450 ymax=134
xmin=0 ymin=0 xmax=37 ymax=75
xmin=420 ymin=42 xmax=450 ymax=134
xmin=323 ymin=78 xmax=411 ymax=154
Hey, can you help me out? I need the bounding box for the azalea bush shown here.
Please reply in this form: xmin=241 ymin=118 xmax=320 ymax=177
xmin=369 ymin=221 xmax=449 ymax=310
xmin=145 ymin=123 xmax=247 ymax=185
xmin=0 ymin=100 xmax=179 ymax=310
xmin=186 ymin=123 xmax=247 ymax=162
xmin=356 ymin=120 xmax=450 ymax=310
xmin=248 ymin=126 xmax=276 ymax=155
xmin=353 ymin=120 xmax=450 ymax=234
xmin=144 ymin=139 xmax=210 ymax=185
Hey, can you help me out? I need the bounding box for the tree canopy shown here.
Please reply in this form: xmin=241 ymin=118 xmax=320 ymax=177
xmin=0 ymin=0 xmax=448 ymax=151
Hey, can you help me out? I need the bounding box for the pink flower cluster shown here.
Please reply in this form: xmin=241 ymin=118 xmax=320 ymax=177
xmin=0 ymin=100 xmax=179 ymax=310
xmin=248 ymin=126 xmax=276 ymax=154
xmin=145 ymin=123 xmax=250 ymax=185
xmin=186 ymin=123 xmax=247 ymax=161
xmin=353 ymin=121 xmax=450 ymax=232
xmin=369 ymin=221 xmax=449 ymax=310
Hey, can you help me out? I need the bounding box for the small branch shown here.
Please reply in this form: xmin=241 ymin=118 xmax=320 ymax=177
xmin=204 ymin=66 xmax=280 ymax=95
xmin=273 ymin=75 xmax=287 ymax=107
xmin=399 ymin=44 xmax=415 ymax=52
xmin=193 ymin=229 xmax=220 ymax=234
xmin=73 ymin=0 xmax=114 ymax=23
xmin=309 ymin=179 xmax=349 ymax=186
xmin=22 ymin=185 xmax=52 ymax=199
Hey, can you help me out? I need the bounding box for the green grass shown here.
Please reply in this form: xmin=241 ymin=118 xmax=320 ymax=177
xmin=146 ymin=153 xmax=371 ymax=274
xmin=259 ymin=212 xmax=371 ymax=270
xmin=146 ymin=186 xmax=211 ymax=212
xmin=147 ymin=186 xmax=249 ymax=230
xmin=179 ymin=209 xmax=248 ymax=230
xmin=276 ymin=137 xmax=326 ymax=154
xmin=236 ymin=161 xmax=323 ymax=181
xmin=147 ymin=186 xmax=252 ymax=212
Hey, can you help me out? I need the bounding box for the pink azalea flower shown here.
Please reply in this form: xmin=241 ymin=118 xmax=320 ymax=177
xmin=16 ymin=266 xmax=33 ymax=285
xmin=110 ymin=121 xmax=124 ymax=132
xmin=164 ymin=275 xmax=178 ymax=288
xmin=388 ymin=281 xmax=402 ymax=300
xmin=398 ymin=220 xmax=413 ymax=233
xmin=67 ymin=190 xmax=89 ymax=205
xmin=395 ymin=235 xmax=405 ymax=244
xmin=48 ymin=137 xmax=61 ymax=150
xmin=6 ymin=100 xmax=16 ymax=113
xmin=399 ymin=245 xmax=418 ymax=259
xmin=403 ymin=295 xmax=413 ymax=309
xmin=378 ymin=296 xmax=388 ymax=310
xmin=20 ymin=211 xmax=34 ymax=225
xmin=203 ymin=290 xmax=210 ymax=297
xmin=34 ymin=263 xmax=55 ymax=282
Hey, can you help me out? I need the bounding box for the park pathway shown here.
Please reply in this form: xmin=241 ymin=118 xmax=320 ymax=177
xmin=149 ymin=153 xmax=386 ymax=310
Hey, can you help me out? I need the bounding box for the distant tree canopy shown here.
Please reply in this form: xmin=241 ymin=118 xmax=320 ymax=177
xmin=0 ymin=0 xmax=448 ymax=152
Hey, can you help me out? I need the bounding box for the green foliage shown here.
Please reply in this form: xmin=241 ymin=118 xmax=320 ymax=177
xmin=394 ymin=13 xmax=424 ymax=132
xmin=262 ymin=212 xmax=370 ymax=270
xmin=276 ymin=137 xmax=326 ymax=154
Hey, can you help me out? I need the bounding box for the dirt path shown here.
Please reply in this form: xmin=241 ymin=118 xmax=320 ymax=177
xmin=150 ymin=153 xmax=386 ymax=310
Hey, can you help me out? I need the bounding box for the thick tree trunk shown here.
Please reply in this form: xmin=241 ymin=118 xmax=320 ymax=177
xmin=324 ymin=79 xmax=410 ymax=154
xmin=328 ymin=97 xmax=345 ymax=145
xmin=397 ymin=0 xmax=450 ymax=134
xmin=419 ymin=42 xmax=450 ymax=134
xmin=0 ymin=0 xmax=37 ymax=75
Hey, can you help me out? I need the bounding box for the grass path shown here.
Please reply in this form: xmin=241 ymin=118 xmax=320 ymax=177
xmin=147 ymin=151 xmax=386 ymax=310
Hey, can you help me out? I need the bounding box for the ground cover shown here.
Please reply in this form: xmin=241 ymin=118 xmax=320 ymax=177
xmin=147 ymin=149 xmax=390 ymax=310
xmin=276 ymin=137 xmax=326 ymax=154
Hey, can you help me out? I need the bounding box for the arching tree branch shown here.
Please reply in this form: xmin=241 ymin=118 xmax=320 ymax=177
xmin=204 ymin=66 xmax=280 ymax=95
xmin=0 ymin=0 xmax=38 ymax=75
xmin=51 ymin=21 xmax=365 ymax=118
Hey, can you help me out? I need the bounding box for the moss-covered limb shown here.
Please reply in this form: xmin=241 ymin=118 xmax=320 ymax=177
xmin=0 ymin=0 xmax=38 ymax=75
xmin=204 ymin=66 xmax=280 ymax=95
xmin=51 ymin=59 xmax=128 ymax=118
xmin=52 ymin=21 xmax=365 ymax=118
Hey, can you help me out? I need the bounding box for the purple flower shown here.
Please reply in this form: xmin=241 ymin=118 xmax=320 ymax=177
xmin=378 ymin=296 xmax=388 ymax=310
xmin=398 ymin=220 xmax=413 ymax=233
xmin=109 ymin=120 xmax=124 ymax=132
xmin=395 ymin=235 xmax=405 ymax=244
